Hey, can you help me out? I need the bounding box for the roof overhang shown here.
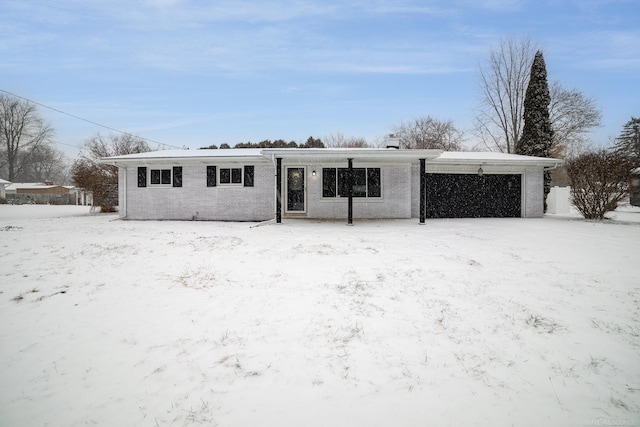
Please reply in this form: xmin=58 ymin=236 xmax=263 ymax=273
xmin=429 ymin=152 xmax=564 ymax=169
xmin=260 ymin=148 xmax=442 ymax=164
xmin=98 ymin=149 xmax=267 ymax=167
xmin=99 ymin=148 xmax=563 ymax=168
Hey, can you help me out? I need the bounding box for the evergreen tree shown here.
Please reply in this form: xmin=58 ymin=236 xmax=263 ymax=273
xmin=518 ymin=50 xmax=554 ymax=210
xmin=301 ymin=136 xmax=324 ymax=148
xmin=612 ymin=117 xmax=640 ymax=167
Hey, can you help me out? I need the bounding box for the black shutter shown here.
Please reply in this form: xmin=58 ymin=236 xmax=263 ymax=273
xmin=244 ymin=165 xmax=254 ymax=187
xmin=207 ymin=166 xmax=216 ymax=187
xmin=172 ymin=167 xmax=182 ymax=187
xmin=137 ymin=167 xmax=147 ymax=187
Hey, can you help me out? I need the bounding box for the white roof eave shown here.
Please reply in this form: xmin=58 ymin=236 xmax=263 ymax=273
xmin=429 ymin=158 xmax=564 ymax=168
xmin=98 ymin=148 xmax=563 ymax=168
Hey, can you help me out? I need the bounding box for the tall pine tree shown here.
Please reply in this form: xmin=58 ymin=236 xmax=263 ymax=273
xmin=612 ymin=117 xmax=640 ymax=168
xmin=518 ymin=50 xmax=554 ymax=210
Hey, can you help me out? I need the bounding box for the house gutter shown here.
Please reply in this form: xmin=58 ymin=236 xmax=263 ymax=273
xmin=275 ymin=156 xmax=282 ymax=223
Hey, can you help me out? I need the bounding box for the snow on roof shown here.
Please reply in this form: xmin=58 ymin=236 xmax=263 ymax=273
xmin=0 ymin=178 xmax=11 ymax=185
xmin=6 ymin=183 xmax=65 ymax=191
xmin=435 ymin=151 xmax=563 ymax=165
xmin=100 ymin=148 xmax=562 ymax=166
xmin=102 ymin=148 xmax=264 ymax=161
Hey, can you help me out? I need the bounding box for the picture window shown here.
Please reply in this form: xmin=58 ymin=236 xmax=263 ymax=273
xmin=322 ymin=167 xmax=381 ymax=198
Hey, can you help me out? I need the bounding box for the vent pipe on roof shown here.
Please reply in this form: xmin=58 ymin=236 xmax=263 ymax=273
xmin=385 ymin=134 xmax=400 ymax=149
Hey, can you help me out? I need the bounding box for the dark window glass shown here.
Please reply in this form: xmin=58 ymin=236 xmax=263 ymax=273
xmin=323 ymin=168 xmax=336 ymax=197
xmin=172 ymin=167 xmax=182 ymax=187
xmin=137 ymin=167 xmax=147 ymax=187
xmin=325 ymin=167 xmax=381 ymax=198
xmin=231 ymin=168 xmax=242 ymax=184
xmin=207 ymin=166 xmax=216 ymax=187
xmin=244 ymin=166 xmax=254 ymax=187
xmin=150 ymin=169 xmax=161 ymax=185
xmin=367 ymin=168 xmax=381 ymax=197
xmin=161 ymin=169 xmax=171 ymax=184
xmin=352 ymin=168 xmax=366 ymax=197
xmin=220 ymin=168 xmax=231 ymax=184
xmin=337 ymin=168 xmax=349 ymax=197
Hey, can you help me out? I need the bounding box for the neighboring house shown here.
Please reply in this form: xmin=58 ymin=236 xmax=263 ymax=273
xmin=5 ymin=182 xmax=75 ymax=205
xmin=99 ymin=148 xmax=563 ymax=222
xmin=0 ymin=178 xmax=10 ymax=199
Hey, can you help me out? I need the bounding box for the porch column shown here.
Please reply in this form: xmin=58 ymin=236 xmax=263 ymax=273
xmin=420 ymin=158 xmax=426 ymax=224
xmin=276 ymin=157 xmax=282 ymax=223
xmin=347 ymin=158 xmax=353 ymax=225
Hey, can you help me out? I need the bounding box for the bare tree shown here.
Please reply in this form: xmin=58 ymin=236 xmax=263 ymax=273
xmin=20 ymin=144 xmax=69 ymax=184
xmin=475 ymin=37 xmax=535 ymax=153
xmin=324 ymin=132 xmax=370 ymax=148
xmin=475 ymin=37 xmax=602 ymax=156
xmin=72 ymin=133 xmax=151 ymax=211
xmin=0 ymin=93 xmax=55 ymax=181
xmin=393 ymin=116 xmax=464 ymax=150
xmin=549 ymin=82 xmax=602 ymax=158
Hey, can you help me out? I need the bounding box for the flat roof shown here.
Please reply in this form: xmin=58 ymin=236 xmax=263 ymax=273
xmin=100 ymin=148 xmax=563 ymax=167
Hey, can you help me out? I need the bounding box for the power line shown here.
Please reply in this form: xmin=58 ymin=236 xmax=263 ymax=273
xmin=0 ymin=88 xmax=185 ymax=150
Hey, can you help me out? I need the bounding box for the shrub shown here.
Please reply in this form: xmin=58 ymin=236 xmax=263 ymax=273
xmin=565 ymin=149 xmax=632 ymax=220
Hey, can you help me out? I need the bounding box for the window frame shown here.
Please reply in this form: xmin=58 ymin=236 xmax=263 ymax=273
xmin=147 ymin=166 xmax=180 ymax=188
xmin=322 ymin=167 xmax=382 ymax=199
xmin=209 ymin=165 xmax=255 ymax=187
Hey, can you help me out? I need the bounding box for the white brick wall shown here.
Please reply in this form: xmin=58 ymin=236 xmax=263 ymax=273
xmin=121 ymin=165 xmax=275 ymax=221
xmin=524 ymin=168 xmax=544 ymax=218
xmin=302 ymin=164 xmax=412 ymax=219
xmin=117 ymin=162 xmax=547 ymax=220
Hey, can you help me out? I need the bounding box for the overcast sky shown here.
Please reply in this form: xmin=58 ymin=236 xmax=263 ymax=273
xmin=2 ymin=0 xmax=638 ymax=156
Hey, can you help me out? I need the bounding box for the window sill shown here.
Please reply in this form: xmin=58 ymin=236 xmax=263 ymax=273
xmin=320 ymin=197 xmax=384 ymax=202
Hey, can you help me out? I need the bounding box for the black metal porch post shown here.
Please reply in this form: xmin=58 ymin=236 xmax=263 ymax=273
xmin=420 ymin=158 xmax=426 ymax=224
xmin=276 ymin=157 xmax=282 ymax=224
xmin=347 ymin=158 xmax=353 ymax=225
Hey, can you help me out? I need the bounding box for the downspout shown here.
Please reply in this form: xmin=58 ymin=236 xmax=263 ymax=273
xmin=121 ymin=166 xmax=127 ymax=219
xmin=543 ymin=163 xmax=560 ymax=172
xmin=347 ymin=158 xmax=353 ymax=225
xmin=276 ymin=157 xmax=282 ymax=224
xmin=270 ymin=154 xmax=276 ymax=221
xmin=419 ymin=158 xmax=426 ymax=224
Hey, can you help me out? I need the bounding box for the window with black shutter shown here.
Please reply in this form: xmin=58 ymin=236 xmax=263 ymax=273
xmin=147 ymin=167 xmax=179 ymax=187
xmin=138 ymin=167 xmax=147 ymax=187
xmin=207 ymin=166 xmax=217 ymax=187
xmin=244 ymin=166 xmax=254 ymax=187
xmin=172 ymin=167 xmax=182 ymax=187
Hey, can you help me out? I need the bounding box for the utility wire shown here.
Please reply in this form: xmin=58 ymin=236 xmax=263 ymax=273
xmin=0 ymin=88 xmax=185 ymax=150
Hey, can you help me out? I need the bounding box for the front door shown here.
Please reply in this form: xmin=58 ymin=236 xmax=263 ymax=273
xmin=286 ymin=167 xmax=305 ymax=212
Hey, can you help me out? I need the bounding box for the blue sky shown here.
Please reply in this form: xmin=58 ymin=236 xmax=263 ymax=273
xmin=1 ymin=0 xmax=638 ymax=156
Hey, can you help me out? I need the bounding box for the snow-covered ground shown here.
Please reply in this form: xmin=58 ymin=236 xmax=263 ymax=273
xmin=1 ymin=205 xmax=639 ymax=426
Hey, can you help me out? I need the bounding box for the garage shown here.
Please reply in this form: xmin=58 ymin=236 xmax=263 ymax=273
xmin=425 ymin=173 xmax=522 ymax=218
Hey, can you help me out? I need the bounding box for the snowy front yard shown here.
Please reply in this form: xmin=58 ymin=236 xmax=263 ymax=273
xmin=1 ymin=205 xmax=639 ymax=426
